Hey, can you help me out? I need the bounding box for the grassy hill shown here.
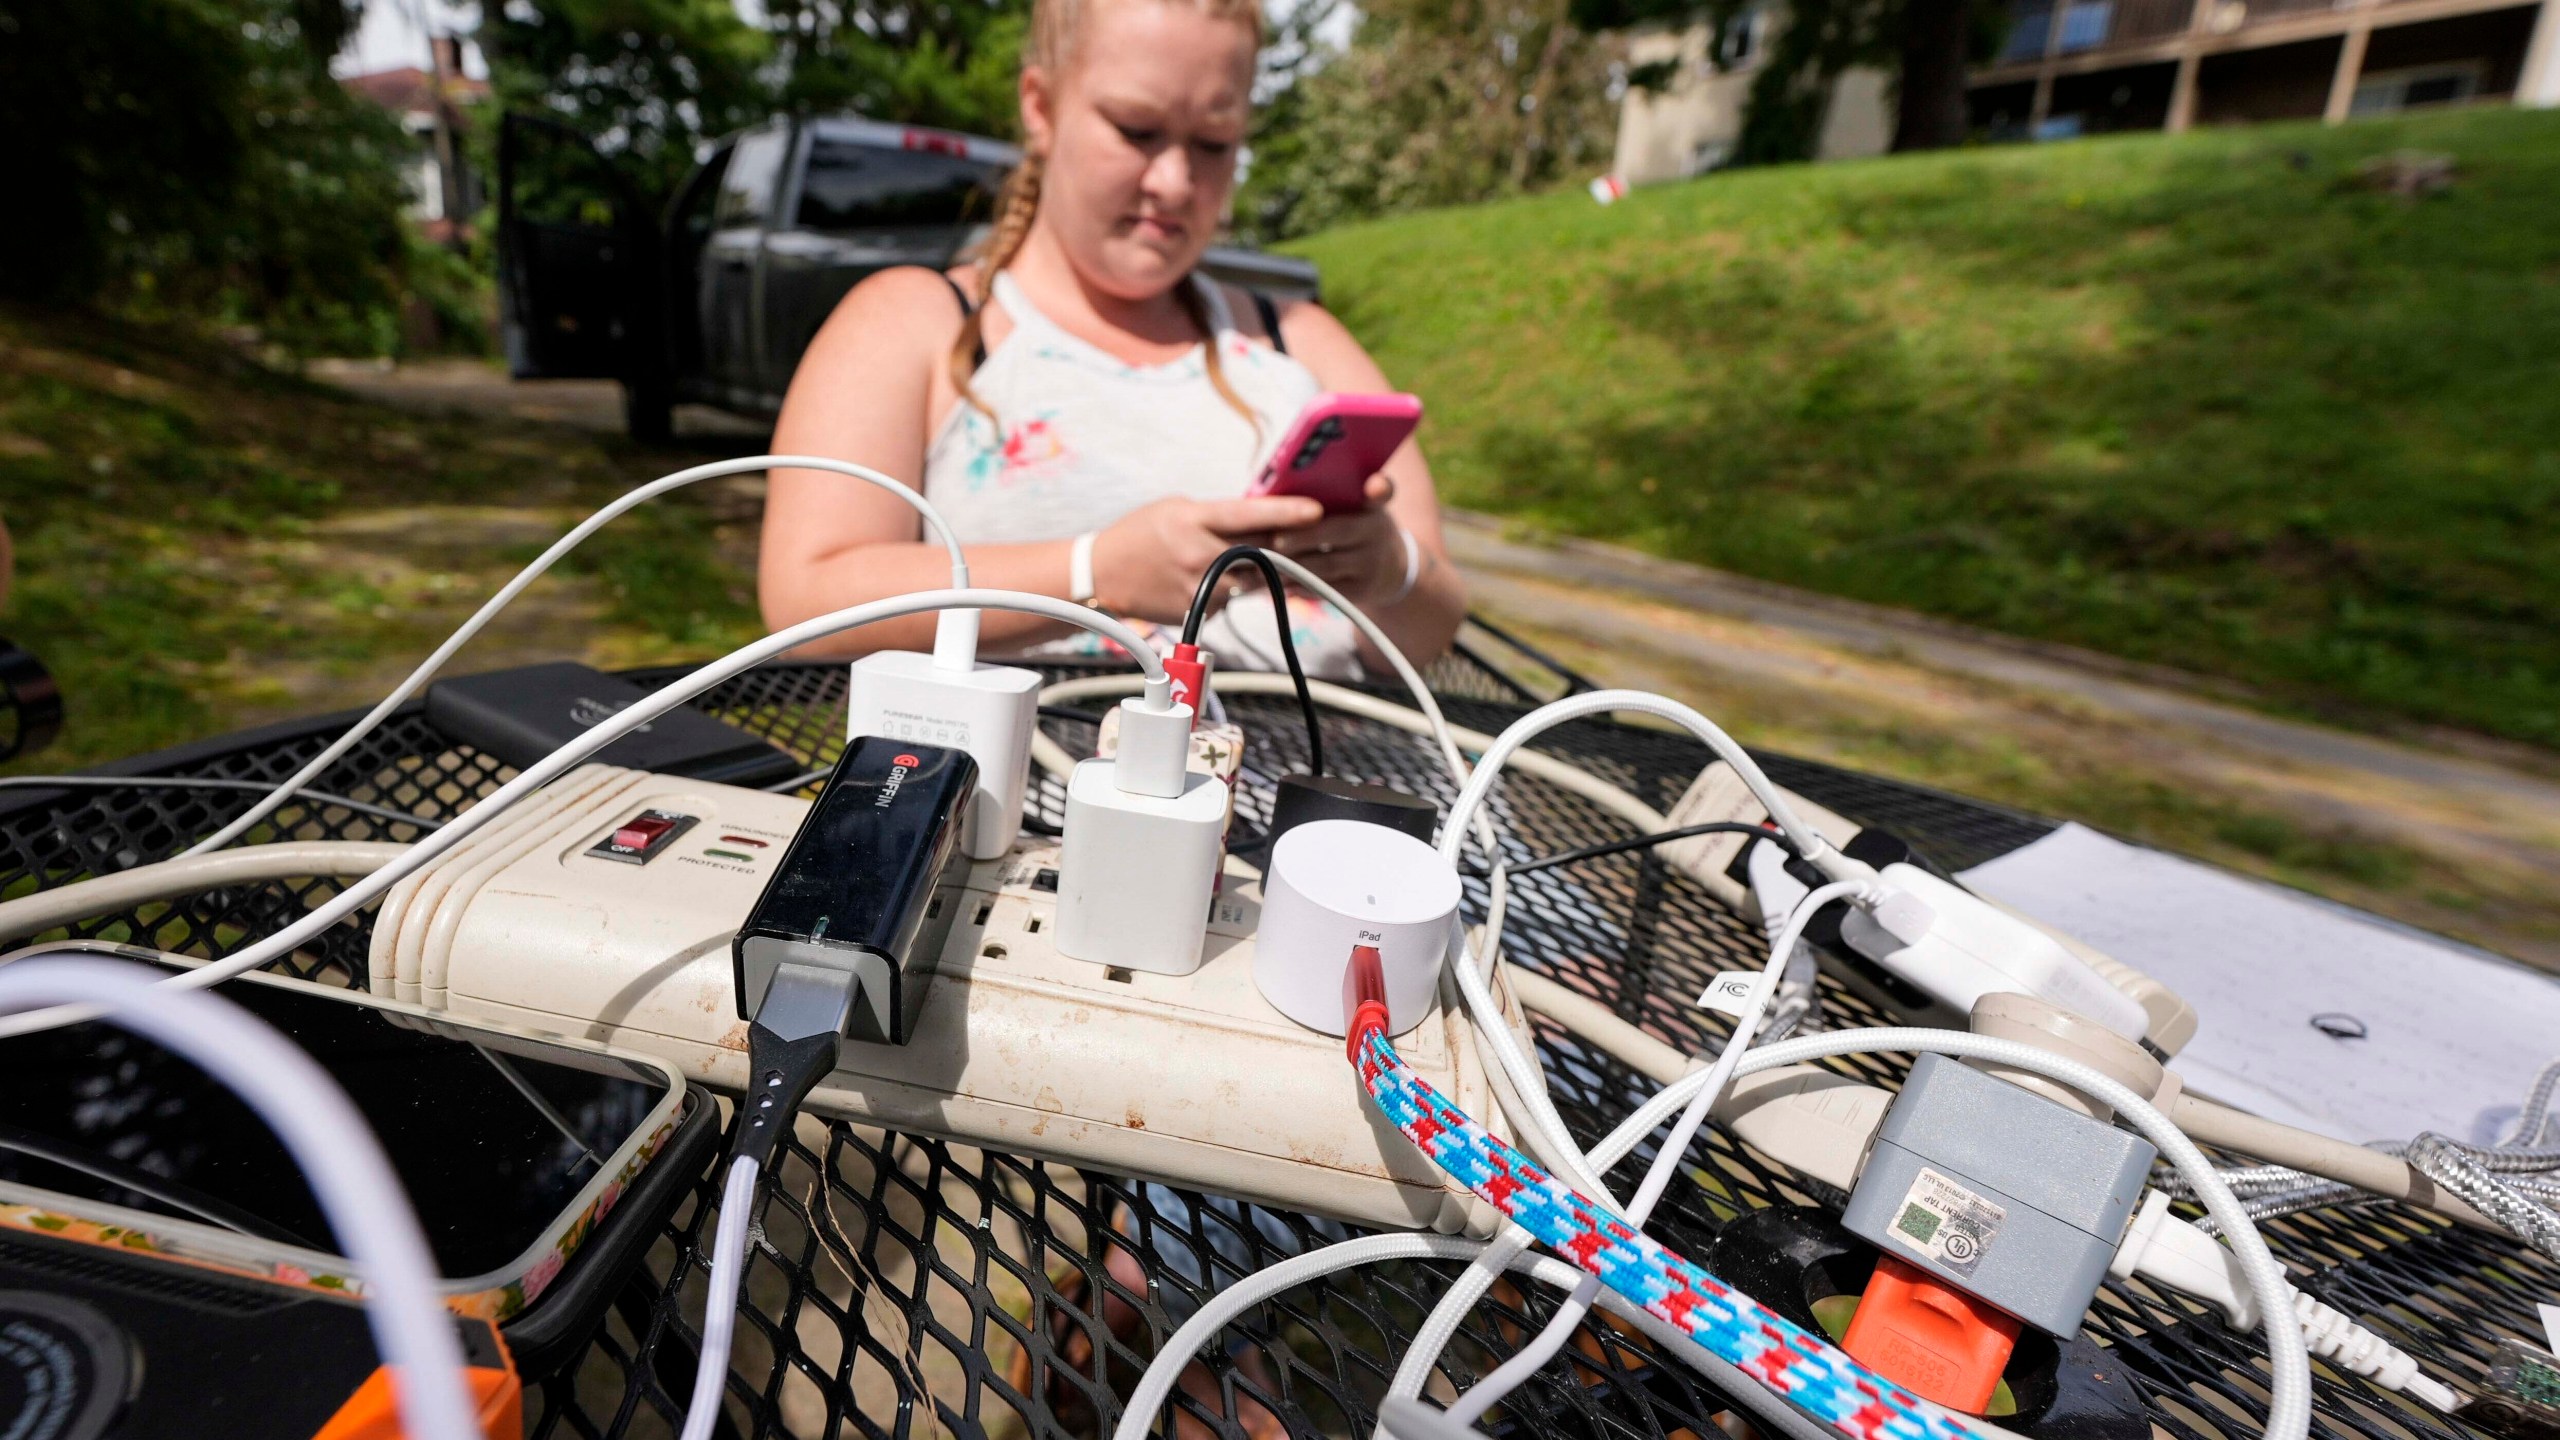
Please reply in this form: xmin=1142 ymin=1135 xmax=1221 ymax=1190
xmin=1293 ymin=107 xmax=2560 ymax=750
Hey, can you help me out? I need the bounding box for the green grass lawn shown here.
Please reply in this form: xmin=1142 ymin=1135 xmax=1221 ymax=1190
xmin=0 ymin=309 xmax=761 ymax=770
xmin=1293 ymin=106 xmax=2560 ymax=750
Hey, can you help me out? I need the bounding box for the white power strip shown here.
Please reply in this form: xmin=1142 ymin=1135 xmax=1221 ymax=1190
xmin=367 ymin=765 xmax=1520 ymax=1233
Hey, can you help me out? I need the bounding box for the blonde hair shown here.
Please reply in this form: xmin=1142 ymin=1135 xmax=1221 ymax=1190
xmin=950 ymin=0 xmax=1266 ymax=426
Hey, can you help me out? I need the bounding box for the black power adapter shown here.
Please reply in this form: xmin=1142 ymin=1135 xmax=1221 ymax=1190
xmin=728 ymin=737 xmax=977 ymax=1171
xmin=1265 ymin=773 xmax=1438 ymax=849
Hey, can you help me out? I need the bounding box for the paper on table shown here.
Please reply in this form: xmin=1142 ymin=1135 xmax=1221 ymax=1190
xmin=1958 ymin=822 xmax=2560 ymax=1145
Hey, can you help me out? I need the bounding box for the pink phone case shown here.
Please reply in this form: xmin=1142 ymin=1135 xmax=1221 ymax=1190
xmin=1250 ymin=393 xmax=1424 ymax=514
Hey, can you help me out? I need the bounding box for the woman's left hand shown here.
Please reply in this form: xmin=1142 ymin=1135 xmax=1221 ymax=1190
xmin=1265 ymin=475 xmax=1411 ymax=603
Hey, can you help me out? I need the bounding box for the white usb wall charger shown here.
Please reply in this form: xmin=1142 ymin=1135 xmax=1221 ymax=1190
xmin=845 ymin=611 xmax=1041 ymax=861
xmin=1254 ymin=819 xmax=1461 ymax=1036
xmin=1053 ymin=686 xmax=1229 ymax=976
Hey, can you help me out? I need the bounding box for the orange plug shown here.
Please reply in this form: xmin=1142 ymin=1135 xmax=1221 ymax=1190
xmin=314 ymin=1314 xmax=524 ymax=1439
xmin=1841 ymin=1254 xmax=2021 ymax=1415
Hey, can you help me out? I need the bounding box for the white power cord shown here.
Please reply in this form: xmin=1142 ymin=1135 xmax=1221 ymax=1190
xmin=0 ymin=841 xmax=407 ymax=943
xmin=681 ymin=1156 xmax=764 ymax=1440
xmin=1438 ymin=690 xmax=1861 ymax=887
xmin=1441 ymin=879 xmax=1867 ymax=1426
xmin=181 ymin=454 xmax=971 ymax=859
xmin=2112 ymin=1190 xmax=2460 ymax=1412
xmin=0 ymin=957 xmax=481 ymax=1440
xmin=0 ymin=590 xmax=1167 ymax=1038
xmin=2167 ymin=1094 xmax=2500 ymax=1233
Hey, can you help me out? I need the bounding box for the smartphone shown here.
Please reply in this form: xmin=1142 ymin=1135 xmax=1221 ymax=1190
xmin=0 ymin=962 xmax=686 ymax=1321
xmin=1249 ymin=392 xmax=1423 ymax=514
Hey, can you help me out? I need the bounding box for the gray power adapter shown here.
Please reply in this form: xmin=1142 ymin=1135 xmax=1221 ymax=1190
xmin=1842 ymin=1053 xmax=2155 ymax=1335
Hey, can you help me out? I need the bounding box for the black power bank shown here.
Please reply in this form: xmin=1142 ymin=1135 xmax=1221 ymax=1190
xmin=426 ymin=661 xmax=803 ymax=789
xmin=733 ymin=737 xmax=978 ymax=1046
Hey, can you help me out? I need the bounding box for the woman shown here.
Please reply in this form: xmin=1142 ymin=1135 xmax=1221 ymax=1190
xmin=755 ymin=0 xmax=1464 ymax=675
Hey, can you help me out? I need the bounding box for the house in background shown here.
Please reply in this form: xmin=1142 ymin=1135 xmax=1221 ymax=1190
xmin=1614 ymin=0 xmax=2560 ymax=183
xmin=1614 ymin=11 xmax=1894 ymax=180
xmin=342 ymin=36 xmax=490 ymax=241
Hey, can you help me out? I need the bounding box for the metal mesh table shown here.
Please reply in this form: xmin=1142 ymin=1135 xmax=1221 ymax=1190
xmin=0 ymin=642 xmax=2544 ymax=1440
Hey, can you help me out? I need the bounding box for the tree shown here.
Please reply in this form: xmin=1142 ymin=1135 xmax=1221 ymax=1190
xmin=478 ymin=0 xmax=1030 ymax=217
xmin=1237 ymin=0 xmax=1620 ymax=241
xmin=763 ymin=0 xmax=1026 ymax=139
xmin=479 ymin=0 xmax=775 ymax=206
xmin=1 ymin=0 xmax=417 ymax=352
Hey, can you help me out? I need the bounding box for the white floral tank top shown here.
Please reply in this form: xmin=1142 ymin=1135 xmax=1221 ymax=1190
xmin=920 ymin=270 xmax=1365 ymax=678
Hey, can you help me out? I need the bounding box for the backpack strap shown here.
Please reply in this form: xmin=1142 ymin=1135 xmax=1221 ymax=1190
xmin=1250 ymin=290 xmax=1288 ymax=356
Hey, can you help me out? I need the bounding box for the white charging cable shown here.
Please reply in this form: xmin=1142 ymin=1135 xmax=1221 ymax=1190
xmin=1440 ymin=880 xmax=1866 ymax=1426
xmin=680 ymin=1155 xmax=764 ymax=1440
xmin=0 ymin=957 xmax=481 ymax=1440
xmin=0 ymin=590 xmax=1167 ymax=1037
xmin=1382 ymin=692 xmax=1909 ymax=1422
xmin=1255 ymin=553 xmax=1473 ymax=792
xmin=181 ymin=454 xmax=971 ymax=859
xmin=1440 ymin=690 xmax=1855 ymax=885
xmin=0 ymin=841 xmax=407 ymax=944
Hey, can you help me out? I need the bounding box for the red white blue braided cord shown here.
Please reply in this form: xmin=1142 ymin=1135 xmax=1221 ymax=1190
xmin=1353 ymin=1027 xmax=1979 ymax=1440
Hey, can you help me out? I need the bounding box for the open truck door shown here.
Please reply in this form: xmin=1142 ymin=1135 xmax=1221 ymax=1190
xmin=495 ymin=112 xmax=674 ymax=440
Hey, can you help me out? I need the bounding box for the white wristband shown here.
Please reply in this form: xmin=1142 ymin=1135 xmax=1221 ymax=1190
xmin=1387 ymin=526 xmax=1424 ymax=605
xmin=1069 ymin=531 xmax=1099 ymax=604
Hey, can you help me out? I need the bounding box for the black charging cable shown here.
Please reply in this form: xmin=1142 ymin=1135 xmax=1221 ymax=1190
xmin=730 ymin=972 xmax=857 ymax=1174
xmin=1180 ymin=545 xmax=1325 ymax=776
xmin=1463 ymin=820 xmax=1802 ymax=879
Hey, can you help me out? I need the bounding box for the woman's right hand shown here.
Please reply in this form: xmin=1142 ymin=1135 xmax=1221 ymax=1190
xmin=1088 ymin=494 xmax=1325 ymax=624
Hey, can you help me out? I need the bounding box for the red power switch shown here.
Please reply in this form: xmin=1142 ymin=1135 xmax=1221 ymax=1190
xmin=615 ymin=815 xmax=676 ymax=850
xmin=589 ymin=810 xmax=697 ymax=864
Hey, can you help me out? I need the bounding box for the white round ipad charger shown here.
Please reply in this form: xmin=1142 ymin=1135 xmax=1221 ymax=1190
xmin=1254 ymin=818 xmax=1460 ymax=1036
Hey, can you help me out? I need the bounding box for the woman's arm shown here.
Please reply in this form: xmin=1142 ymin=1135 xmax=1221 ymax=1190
xmin=759 ymin=267 xmax=1082 ymax=659
xmin=1264 ymin=299 xmax=1468 ymax=666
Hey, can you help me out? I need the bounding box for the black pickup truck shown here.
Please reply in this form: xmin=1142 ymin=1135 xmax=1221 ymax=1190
xmin=497 ymin=113 xmax=1320 ymax=441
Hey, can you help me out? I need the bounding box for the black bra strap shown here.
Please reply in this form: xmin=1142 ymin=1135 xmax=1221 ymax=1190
xmin=1250 ymin=290 xmax=1288 ymax=355
xmin=939 ymin=270 xmax=987 ymax=370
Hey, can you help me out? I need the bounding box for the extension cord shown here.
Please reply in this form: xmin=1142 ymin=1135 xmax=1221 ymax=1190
xmin=365 ymin=765 xmax=1522 ymax=1233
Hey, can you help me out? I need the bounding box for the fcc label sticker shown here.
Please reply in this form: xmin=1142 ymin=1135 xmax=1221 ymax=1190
xmin=1696 ymin=971 xmax=1764 ymax=1017
xmin=1893 ymin=1168 xmax=2005 ymax=1278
